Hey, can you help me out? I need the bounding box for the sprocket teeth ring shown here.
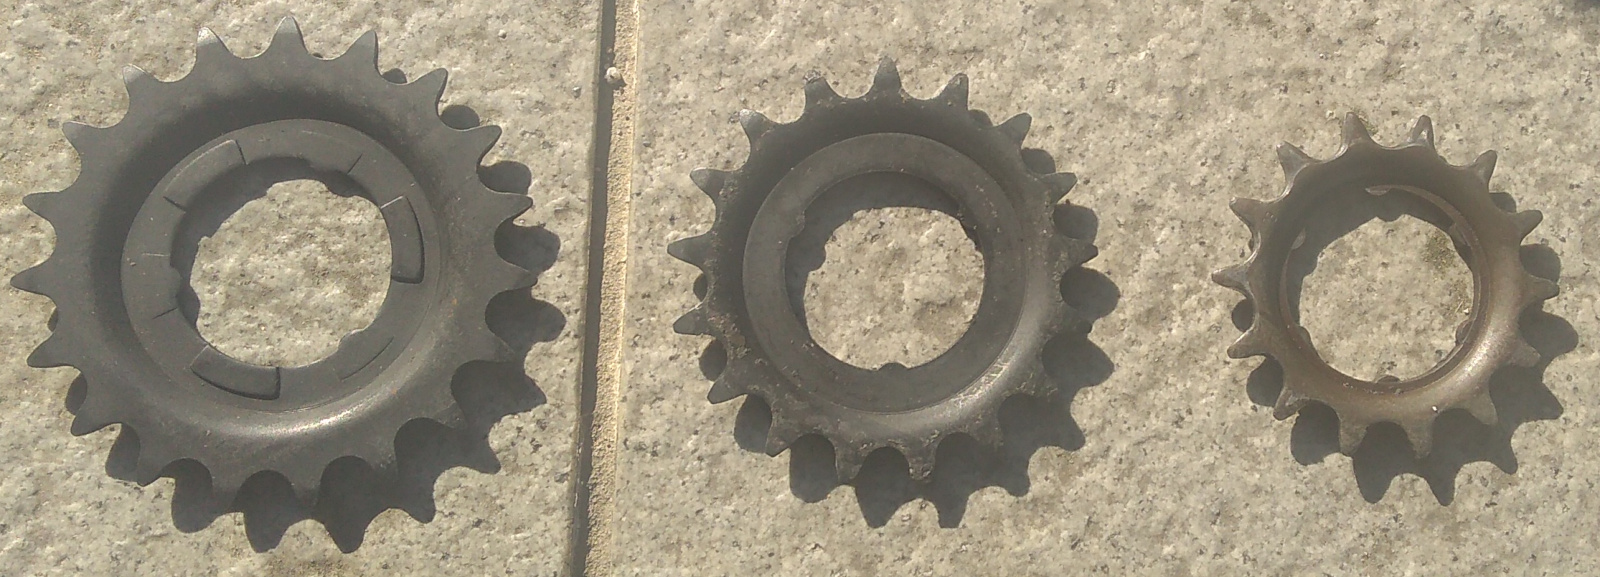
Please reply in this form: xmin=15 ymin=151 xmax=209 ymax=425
xmin=672 ymin=58 xmax=1097 ymax=482
xmin=1216 ymin=112 xmax=1558 ymax=458
xmin=12 ymin=18 xmax=534 ymax=508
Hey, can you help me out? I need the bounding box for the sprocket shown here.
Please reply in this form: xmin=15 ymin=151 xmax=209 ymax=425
xmin=1214 ymin=113 xmax=1558 ymax=456
xmin=671 ymin=58 xmax=1098 ymax=481
xmin=11 ymin=18 xmax=535 ymax=506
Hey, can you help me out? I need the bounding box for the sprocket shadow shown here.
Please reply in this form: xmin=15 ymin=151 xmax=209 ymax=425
xmin=707 ymin=146 xmax=1118 ymax=527
xmin=1231 ymin=189 xmax=1575 ymax=504
xmin=73 ymin=102 xmax=565 ymax=552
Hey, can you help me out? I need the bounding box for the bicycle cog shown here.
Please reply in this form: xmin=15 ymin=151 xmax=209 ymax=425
xmin=1214 ymin=113 xmax=1558 ymax=457
xmin=11 ymin=18 xmax=534 ymax=506
xmin=671 ymin=58 xmax=1097 ymax=481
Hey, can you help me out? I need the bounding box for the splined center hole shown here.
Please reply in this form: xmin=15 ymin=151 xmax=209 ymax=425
xmin=191 ymin=179 xmax=390 ymax=367
xmin=790 ymin=173 xmax=983 ymax=369
xmin=1297 ymin=214 xmax=1471 ymax=380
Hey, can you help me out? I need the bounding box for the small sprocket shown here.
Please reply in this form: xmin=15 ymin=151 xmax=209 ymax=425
xmin=12 ymin=18 xmax=534 ymax=505
xmin=671 ymin=59 xmax=1097 ymax=481
xmin=1214 ymin=113 xmax=1558 ymax=456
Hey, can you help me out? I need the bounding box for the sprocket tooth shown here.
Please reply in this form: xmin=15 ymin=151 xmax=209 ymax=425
xmin=936 ymin=73 xmax=969 ymax=109
xmin=1336 ymin=419 xmax=1370 ymax=455
xmin=339 ymin=30 xmax=380 ymax=70
xmin=459 ymin=125 xmax=502 ymax=159
xmin=408 ymin=68 xmax=450 ymax=103
xmin=1275 ymin=143 xmax=1315 ymax=178
xmin=738 ymin=109 xmax=775 ymax=141
xmin=1052 ymin=301 xmax=1086 ymax=335
xmin=672 ymin=305 xmax=711 ymax=335
xmin=61 ymin=121 xmax=101 ymax=151
xmin=1507 ymin=336 xmax=1540 ymax=367
xmin=667 ymin=234 xmax=712 ymax=268
xmin=1228 ymin=197 xmax=1270 ymax=227
xmin=1271 ymin=388 xmax=1309 ymax=420
xmin=803 ymin=75 xmax=841 ymax=108
xmin=763 ymin=417 xmax=802 ymax=456
xmin=363 ymin=451 xmax=400 ymax=484
xmin=208 ymin=469 xmax=249 ymax=507
xmin=194 ymin=28 xmax=236 ymax=66
xmin=498 ymin=259 xmax=538 ymax=290
xmin=119 ymin=65 xmax=159 ymax=95
xmin=431 ymin=400 xmax=468 ymax=429
xmin=689 ymin=168 xmax=728 ymax=202
xmin=1408 ymin=115 xmax=1435 ymax=148
xmin=1402 ymin=421 xmax=1435 ymax=458
xmin=1042 ymin=172 xmax=1077 ymax=204
xmin=964 ymin=412 xmax=1003 ymax=448
xmin=268 ymin=16 xmax=308 ymax=55
xmin=1523 ymin=275 xmax=1558 ymax=303
xmin=70 ymin=393 xmax=118 ymax=436
xmin=834 ymin=443 xmax=871 ymax=481
xmin=1511 ymin=210 xmax=1543 ymax=239
xmin=21 ymin=191 xmax=68 ymax=222
xmin=133 ymin=436 xmax=179 ymax=485
xmin=290 ymin=478 xmax=322 ymax=509
xmin=1226 ymin=328 xmax=1268 ymax=359
xmin=903 ymin=444 xmax=938 ymax=482
xmin=1340 ymin=112 xmax=1374 ymax=146
xmin=706 ymin=375 xmax=745 ymax=404
xmin=1469 ymin=150 xmax=1497 ymax=184
xmin=11 ymin=262 xmax=50 ymax=295
xmin=1211 ymin=263 xmax=1249 ymax=294
xmin=1061 ymin=237 xmax=1098 ymax=269
xmin=996 ymin=113 xmax=1031 ymax=146
xmin=1013 ymin=360 xmax=1056 ymax=397
xmin=870 ymin=57 xmax=901 ymax=95
xmin=26 ymin=333 xmax=75 ymax=368
xmin=1461 ymin=392 xmax=1500 ymax=427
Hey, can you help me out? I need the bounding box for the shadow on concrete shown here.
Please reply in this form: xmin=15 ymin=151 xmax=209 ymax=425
xmin=719 ymin=144 xmax=1118 ymax=527
xmin=83 ymin=102 xmax=564 ymax=552
xmin=1230 ymin=188 xmax=1575 ymax=504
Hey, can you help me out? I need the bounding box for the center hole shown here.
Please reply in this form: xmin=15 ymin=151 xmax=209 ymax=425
xmin=794 ymin=174 xmax=984 ymax=369
xmin=1297 ymin=213 xmax=1471 ymax=380
xmin=191 ymin=179 xmax=390 ymax=367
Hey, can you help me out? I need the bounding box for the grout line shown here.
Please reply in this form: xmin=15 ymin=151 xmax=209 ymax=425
xmin=567 ymin=0 xmax=637 ymax=573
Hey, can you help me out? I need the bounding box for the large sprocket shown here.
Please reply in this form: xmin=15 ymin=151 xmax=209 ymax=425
xmin=671 ymin=59 xmax=1098 ymax=481
xmin=11 ymin=18 xmax=534 ymax=506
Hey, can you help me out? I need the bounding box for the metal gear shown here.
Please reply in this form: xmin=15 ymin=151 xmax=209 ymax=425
xmin=671 ymin=58 xmax=1097 ymax=481
xmin=11 ymin=18 xmax=534 ymax=505
xmin=1214 ymin=113 xmax=1558 ymax=457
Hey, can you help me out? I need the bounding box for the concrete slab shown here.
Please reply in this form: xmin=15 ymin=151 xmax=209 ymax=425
xmin=618 ymin=1 xmax=1599 ymax=574
xmin=0 ymin=2 xmax=593 ymax=574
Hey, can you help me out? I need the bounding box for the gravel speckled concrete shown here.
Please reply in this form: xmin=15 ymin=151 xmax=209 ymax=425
xmin=620 ymin=1 xmax=1599 ymax=574
xmin=1 ymin=2 xmax=593 ymax=574
xmin=5 ymin=0 xmax=1600 ymax=574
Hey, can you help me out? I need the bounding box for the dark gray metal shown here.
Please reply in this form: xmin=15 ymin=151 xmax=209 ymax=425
xmin=670 ymin=58 xmax=1097 ymax=481
xmin=10 ymin=17 xmax=534 ymax=505
xmin=1214 ymin=113 xmax=1558 ymax=457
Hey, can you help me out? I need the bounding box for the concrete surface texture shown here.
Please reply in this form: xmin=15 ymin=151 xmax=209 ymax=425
xmin=0 ymin=0 xmax=1597 ymax=576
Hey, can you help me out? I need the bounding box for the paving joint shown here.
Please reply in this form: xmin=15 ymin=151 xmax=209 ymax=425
xmin=566 ymin=0 xmax=638 ymax=574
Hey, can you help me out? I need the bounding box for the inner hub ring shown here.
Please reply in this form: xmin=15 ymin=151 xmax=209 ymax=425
xmin=743 ymin=133 xmax=1025 ymax=412
xmin=121 ymin=119 xmax=434 ymax=408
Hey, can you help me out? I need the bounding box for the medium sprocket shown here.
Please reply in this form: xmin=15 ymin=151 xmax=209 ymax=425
xmin=671 ymin=59 xmax=1097 ymax=481
xmin=11 ymin=18 xmax=534 ymax=505
xmin=1214 ymin=113 xmax=1558 ymax=456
